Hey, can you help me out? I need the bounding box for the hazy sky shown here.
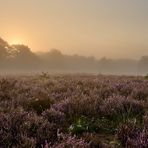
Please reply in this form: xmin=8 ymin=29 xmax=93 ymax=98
xmin=0 ymin=0 xmax=148 ymax=59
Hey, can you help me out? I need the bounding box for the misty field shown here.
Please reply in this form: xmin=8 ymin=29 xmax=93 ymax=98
xmin=0 ymin=74 xmax=148 ymax=148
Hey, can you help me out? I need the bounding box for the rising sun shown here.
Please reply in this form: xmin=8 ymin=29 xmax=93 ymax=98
xmin=10 ymin=39 xmax=24 ymax=45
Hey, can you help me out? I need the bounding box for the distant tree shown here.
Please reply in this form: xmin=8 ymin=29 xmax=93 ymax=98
xmin=0 ymin=45 xmax=8 ymax=60
xmin=0 ymin=37 xmax=9 ymax=47
xmin=49 ymin=49 xmax=62 ymax=57
xmin=0 ymin=37 xmax=9 ymax=60
xmin=99 ymin=57 xmax=110 ymax=72
xmin=0 ymin=38 xmax=14 ymax=70
xmin=12 ymin=44 xmax=32 ymax=55
xmin=0 ymin=37 xmax=42 ymax=70
xmin=0 ymin=37 xmax=17 ymax=59
xmin=41 ymin=49 xmax=64 ymax=69
xmin=139 ymin=56 xmax=148 ymax=74
xmin=11 ymin=44 xmax=40 ymax=69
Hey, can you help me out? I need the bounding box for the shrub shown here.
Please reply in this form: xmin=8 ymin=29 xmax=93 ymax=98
xmin=52 ymin=97 xmax=101 ymax=123
xmin=101 ymin=95 xmax=145 ymax=123
xmin=42 ymin=108 xmax=66 ymax=125
xmin=117 ymin=120 xmax=139 ymax=146
xmin=51 ymin=134 xmax=90 ymax=148
xmin=25 ymin=98 xmax=53 ymax=114
xmin=117 ymin=120 xmax=148 ymax=147
xmin=126 ymin=128 xmax=148 ymax=148
xmin=0 ymin=75 xmax=148 ymax=147
xmin=0 ymin=109 xmax=58 ymax=148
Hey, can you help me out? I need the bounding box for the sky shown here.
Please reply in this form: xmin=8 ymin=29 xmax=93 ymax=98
xmin=0 ymin=0 xmax=148 ymax=59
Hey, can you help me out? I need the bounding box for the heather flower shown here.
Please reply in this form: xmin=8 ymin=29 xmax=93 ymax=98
xmin=42 ymin=108 xmax=66 ymax=124
xmin=51 ymin=134 xmax=90 ymax=148
xmin=101 ymin=95 xmax=144 ymax=122
xmin=0 ymin=75 xmax=148 ymax=147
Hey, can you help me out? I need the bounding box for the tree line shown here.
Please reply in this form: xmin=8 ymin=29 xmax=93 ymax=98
xmin=0 ymin=37 xmax=148 ymax=75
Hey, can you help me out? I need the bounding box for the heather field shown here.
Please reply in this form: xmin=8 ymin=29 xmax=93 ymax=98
xmin=0 ymin=74 xmax=148 ymax=148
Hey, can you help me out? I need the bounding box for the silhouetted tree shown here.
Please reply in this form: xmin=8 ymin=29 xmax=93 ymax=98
xmin=11 ymin=44 xmax=41 ymax=69
xmin=0 ymin=36 xmax=147 ymax=74
xmin=0 ymin=38 xmax=12 ymax=69
xmin=0 ymin=38 xmax=9 ymax=60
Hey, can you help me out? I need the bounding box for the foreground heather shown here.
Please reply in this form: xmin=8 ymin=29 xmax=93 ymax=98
xmin=0 ymin=74 xmax=148 ymax=148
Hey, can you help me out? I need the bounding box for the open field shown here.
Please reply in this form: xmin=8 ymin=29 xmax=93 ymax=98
xmin=0 ymin=74 xmax=148 ymax=148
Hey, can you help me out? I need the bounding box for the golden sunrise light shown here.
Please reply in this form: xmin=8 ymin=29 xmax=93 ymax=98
xmin=0 ymin=2 xmax=148 ymax=146
xmin=10 ymin=38 xmax=24 ymax=45
xmin=0 ymin=0 xmax=148 ymax=59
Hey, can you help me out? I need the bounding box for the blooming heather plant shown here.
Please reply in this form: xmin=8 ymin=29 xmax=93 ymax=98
xmin=126 ymin=128 xmax=148 ymax=148
xmin=42 ymin=108 xmax=66 ymax=124
xmin=0 ymin=109 xmax=58 ymax=147
xmin=117 ymin=120 xmax=140 ymax=146
xmin=0 ymin=74 xmax=147 ymax=147
xmin=51 ymin=134 xmax=90 ymax=148
xmin=100 ymin=95 xmax=144 ymax=123
xmin=117 ymin=121 xmax=148 ymax=148
xmin=24 ymin=98 xmax=53 ymax=114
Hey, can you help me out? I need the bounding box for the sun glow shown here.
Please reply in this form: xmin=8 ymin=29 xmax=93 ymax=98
xmin=10 ymin=39 xmax=24 ymax=45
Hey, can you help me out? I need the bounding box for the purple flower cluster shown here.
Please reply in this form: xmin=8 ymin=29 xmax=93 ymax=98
xmin=0 ymin=74 xmax=148 ymax=147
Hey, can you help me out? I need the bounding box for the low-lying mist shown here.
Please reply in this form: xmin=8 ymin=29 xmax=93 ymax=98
xmin=0 ymin=37 xmax=148 ymax=75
